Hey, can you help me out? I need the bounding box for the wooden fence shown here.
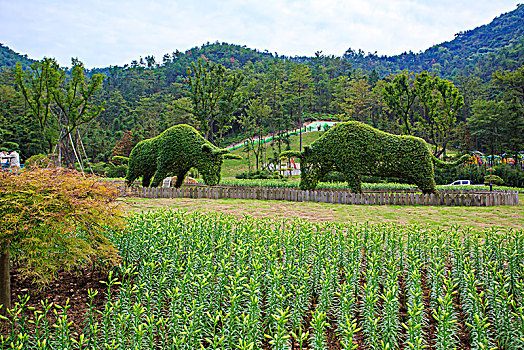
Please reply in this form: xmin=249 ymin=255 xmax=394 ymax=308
xmin=121 ymin=185 xmax=520 ymax=207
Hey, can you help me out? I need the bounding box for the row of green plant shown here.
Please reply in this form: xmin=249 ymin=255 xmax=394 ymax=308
xmin=2 ymin=211 xmax=524 ymax=349
xmin=322 ymin=164 xmax=524 ymax=189
xmin=204 ymin=178 xmax=524 ymax=193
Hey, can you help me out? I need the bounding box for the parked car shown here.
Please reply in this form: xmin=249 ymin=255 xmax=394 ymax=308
xmin=445 ymin=180 xmax=483 ymax=186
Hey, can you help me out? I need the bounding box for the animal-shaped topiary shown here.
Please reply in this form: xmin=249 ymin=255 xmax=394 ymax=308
xmin=281 ymin=121 xmax=468 ymax=194
xmin=126 ymin=124 xmax=241 ymax=187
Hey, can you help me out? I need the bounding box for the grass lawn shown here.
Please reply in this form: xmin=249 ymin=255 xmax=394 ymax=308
xmin=120 ymin=194 xmax=524 ymax=232
xmin=221 ymin=131 xmax=322 ymax=178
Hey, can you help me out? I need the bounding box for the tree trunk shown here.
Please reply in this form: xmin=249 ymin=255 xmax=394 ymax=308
xmin=299 ymin=100 xmax=303 ymax=152
xmin=0 ymin=246 xmax=10 ymax=316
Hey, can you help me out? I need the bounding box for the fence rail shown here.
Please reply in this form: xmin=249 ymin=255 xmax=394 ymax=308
xmin=121 ymin=185 xmax=520 ymax=206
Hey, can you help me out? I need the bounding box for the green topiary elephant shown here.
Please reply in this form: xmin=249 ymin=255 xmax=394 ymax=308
xmin=126 ymin=124 xmax=241 ymax=188
xmin=281 ymin=121 xmax=468 ymax=194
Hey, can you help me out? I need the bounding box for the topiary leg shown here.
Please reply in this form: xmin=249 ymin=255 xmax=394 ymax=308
xmin=174 ymin=169 xmax=189 ymax=188
xmin=150 ymin=168 xmax=169 ymax=188
xmin=409 ymin=167 xmax=438 ymax=194
xmin=414 ymin=177 xmax=437 ymax=194
xmin=142 ymin=171 xmax=154 ymax=187
xmin=125 ymin=170 xmax=137 ymax=186
xmin=125 ymin=163 xmax=140 ymax=186
xmin=345 ymin=171 xmax=362 ymax=193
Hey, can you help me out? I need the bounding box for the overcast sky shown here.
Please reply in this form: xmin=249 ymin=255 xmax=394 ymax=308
xmin=0 ymin=0 xmax=520 ymax=68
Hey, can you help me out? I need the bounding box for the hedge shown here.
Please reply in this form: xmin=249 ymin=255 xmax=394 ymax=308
xmin=281 ymin=121 xmax=467 ymax=194
xmin=126 ymin=124 xmax=240 ymax=188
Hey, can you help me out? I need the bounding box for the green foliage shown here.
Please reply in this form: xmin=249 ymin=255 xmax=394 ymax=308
xmin=383 ymin=71 xmax=465 ymax=157
xmin=433 ymin=163 xmax=524 ymax=188
xmin=24 ymin=153 xmax=53 ymax=168
xmin=434 ymin=164 xmax=486 ymax=185
xmin=185 ymin=59 xmax=244 ymax=142
xmin=321 ymin=171 xmax=346 ymax=182
xmin=468 ymin=100 xmax=521 ymax=160
xmin=4 ymin=211 xmax=523 ymax=348
xmin=288 ymin=63 xmax=313 ymax=151
xmin=111 ymin=155 xmax=129 ymax=165
xmin=235 ymin=170 xmax=282 ymax=179
xmin=332 ymin=76 xmax=386 ymax=127
xmin=343 ymin=5 xmax=524 ymax=78
xmin=105 ymin=163 xmax=128 ymax=178
xmin=414 ymin=71 xmax=465 ymax=156
xmin=125 ymin=124 xmax=238 ymax=188
xmin=282 ymin=121 xmax=466 ymax=194
xmin=239 ymin=98 xmax=272 ymax=171
xmin=213 ymin=177 xmax=524 ymax=192
xmin=382 ymin=71 xmax=417 ymax=134
xmin=90 ymin=161 xmax=109 ymax=175
xmin=484 ymin=174 xmax=504 ymax=185
xmin=494 ymin=65 xmax=524 ymax=104
xmin=1 ymin=5 xmax=523 ymax=167
xmin=0 ymin=141 xmax=19 ymax=152
xmin=111 ymin=130 xmax=136 ymax=158
xmin=14 ymin=58 xmax=105 ymax=159
xmin=0 ymin=43 xmax=34 ymax=69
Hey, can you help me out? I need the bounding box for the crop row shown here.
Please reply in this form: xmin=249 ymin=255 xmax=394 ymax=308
xmin=2 ymin=211 xmax=524 ymax=349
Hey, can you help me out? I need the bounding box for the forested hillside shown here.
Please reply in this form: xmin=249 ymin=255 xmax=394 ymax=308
xmin=2 ymin=4 xmax=523 ymax=77
xmin=342 ymin=4 xmax=524 ymax=78
xmin=0 ymin=4 xmax=522 ymax=185
xmin=0 ymin=44 xmax=34 ymax=69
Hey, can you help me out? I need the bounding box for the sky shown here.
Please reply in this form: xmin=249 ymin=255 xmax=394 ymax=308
xmin=0 ymin=0 xmax=520 ymax=68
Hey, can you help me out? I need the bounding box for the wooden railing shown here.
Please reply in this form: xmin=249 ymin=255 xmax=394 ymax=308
xmin=121 ymin=185 xmax=520 ymax=207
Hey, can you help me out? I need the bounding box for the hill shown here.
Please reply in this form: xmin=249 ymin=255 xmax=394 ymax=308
xmin=0 ymin=43 xmax=35 ymax=69
xmin=1 ymin=4 xmax=522 ymax=80
xmin=341 ymin=4 xmax=524 ymax=79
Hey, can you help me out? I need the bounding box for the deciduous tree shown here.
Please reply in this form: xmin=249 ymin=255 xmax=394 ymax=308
xmin=288 ymin=63 xmax=312 ymax=151
xmin=0 ymin=168 xmax=122 ymax=315
xmin=382 ymin=71 xmax=417 ymax=135
xmin=185 ymin=59 xmax=243 ymax=143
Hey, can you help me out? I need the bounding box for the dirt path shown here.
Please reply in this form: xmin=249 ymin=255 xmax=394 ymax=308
xmin=120 ymin=197 xmax=524 ymax=232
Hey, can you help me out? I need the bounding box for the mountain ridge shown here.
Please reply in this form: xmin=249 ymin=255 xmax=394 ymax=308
xmin=1 ymin=4 xmax=522 ymax=78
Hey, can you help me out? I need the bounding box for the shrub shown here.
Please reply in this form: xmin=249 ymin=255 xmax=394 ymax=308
xmin=321 ymin=171 xmax=345 ymax=183
xmin=105 ymin=163 xmax=128 ymax=178
xmin=235 ymin=170 xmax=282 ymax=180
xmin=434 ymin=164 xmax=524 ymax=188
xmin=484 ymin=174 xmax=504 ymax=185
xmin=90 ymin=161 xmax=108 ymax=175
xmin=0 ymin=168 xmax=122 ymax=313
xmin=111 ymin=156 xmax=129 ymax=165
xmin=281 ymin=121 xmax=468 ymax=194
xmin=126 ymin=124 xmax=240 ymax=188
xmin=24 ymin=154 xmax=53 ymax=168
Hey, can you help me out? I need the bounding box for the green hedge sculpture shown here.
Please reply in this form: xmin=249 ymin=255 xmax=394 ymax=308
xmin=281 ymin=121 xmax=468 ymax=194
xmin=126 ymin=124 xmax=241 ymax=187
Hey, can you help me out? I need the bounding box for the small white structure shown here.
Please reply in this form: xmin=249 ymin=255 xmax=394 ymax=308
xmin=9 ymin=151 xmax=20 ymax=167
xmin=162 ymin=177 xmax=173 ymax=188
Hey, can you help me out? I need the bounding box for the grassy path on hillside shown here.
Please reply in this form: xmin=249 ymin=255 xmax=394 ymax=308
xmin=221 ymin=131 xmax=322 ymax=178
xmin=121 ymin=194 xmax=524 ymax=232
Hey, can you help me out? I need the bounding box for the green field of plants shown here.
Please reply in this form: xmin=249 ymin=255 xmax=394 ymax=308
xmin=3 ymin=210 xmax=524 ymax=349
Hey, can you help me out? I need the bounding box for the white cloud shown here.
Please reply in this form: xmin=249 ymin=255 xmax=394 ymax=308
xmin=0 ymin=0 xmax=519 ymax=68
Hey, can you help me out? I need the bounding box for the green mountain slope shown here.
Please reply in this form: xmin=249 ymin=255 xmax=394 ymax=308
xmin=2 ymin=4 xmax=522 ymax=79
xmin=0 ymin=44 xmax=35 ymax=69
xmin=342 ymin=4 xmax=524 ymax=78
